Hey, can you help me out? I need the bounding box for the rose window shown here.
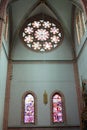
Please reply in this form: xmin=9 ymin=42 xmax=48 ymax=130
xmin=20 ymin=14 xmax=63 ymax=52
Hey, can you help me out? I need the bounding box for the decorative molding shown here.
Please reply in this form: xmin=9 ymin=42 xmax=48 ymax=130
xmin=8 ymin=125 xmax=80 ymax=128
xmin=12 ymin=59 xmax=76 ymax=64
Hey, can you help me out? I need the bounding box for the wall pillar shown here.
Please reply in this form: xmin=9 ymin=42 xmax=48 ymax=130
xmin=0 ymin=0 xmax=9 ymax=49
xmin=73 ymin=62 xmax=83 ymax=129
xmin=3 ymin=60 xmax=13 ymax=130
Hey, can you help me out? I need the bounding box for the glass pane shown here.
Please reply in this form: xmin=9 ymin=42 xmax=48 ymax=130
xmin=52 ymin=94 xmax=63 ymax=123
xmin=24 ymin=94 xmax=34 ymax=123
xmin=20 ymin=14 xmax=63 ymax=52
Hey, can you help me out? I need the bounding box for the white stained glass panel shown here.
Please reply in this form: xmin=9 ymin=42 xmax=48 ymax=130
xmin=24 ymin=94 xmax=34 ymax=123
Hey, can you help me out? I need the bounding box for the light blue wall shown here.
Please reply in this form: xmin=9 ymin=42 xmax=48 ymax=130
xmin=8 ymin=0 xmax=80 ymax=128
xmin=11 ymin=0 xmax=36 ymax=34
xmin=8 ymin=1 xmax=79 ymax=127
xmin=47 ymin=0 xmax=72 ymax=34
xmin=11 ymin=0 xmax=72 ymax=35
xmin=9 ymin=26 xmax=79 ymax=127
xmin=0 ymin=41 xmax=8 ymax=130
xmin=11 ymin=0 xmax=73 ymax=61
xmin=12 ymin=36 xmax=73 ymax=60
xmin=8 ymin=63 xmax=80 ymax=127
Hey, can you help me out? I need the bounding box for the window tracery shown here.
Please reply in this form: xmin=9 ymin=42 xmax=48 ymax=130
xmin=76 ymin=11 xmax=86 ymax=44
xmin=51 ymin=91 xmax=66 ymax=124
xmin=20 ymin=14 xmax=63 ymax=52
xmin=22 ymin=91 xmax=37 ymax=124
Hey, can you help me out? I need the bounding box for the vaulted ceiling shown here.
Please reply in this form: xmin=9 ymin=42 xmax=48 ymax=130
xmin=7 ymin=0 xmax=83 ymax=42
xmin=6 ymin=0 xmax=83 ymax=57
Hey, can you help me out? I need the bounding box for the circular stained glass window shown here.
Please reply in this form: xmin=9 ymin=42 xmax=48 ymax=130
xmin=20 ymin=14 xmax=64 ymax=52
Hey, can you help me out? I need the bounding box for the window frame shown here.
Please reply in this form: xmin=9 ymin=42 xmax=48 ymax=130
xmin=50 ymin=90 xmax=66 ymax=124
xmin=19 ymin=14 xmax=64 ymax=53
xmin=22 ymin=91 xmax=37 ymax=125
xmin=75 ymin=11 xmax=86 ymax=44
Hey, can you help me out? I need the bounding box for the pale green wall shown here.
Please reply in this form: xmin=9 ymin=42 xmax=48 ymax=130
xmin=9 ymin=31 xmax=79 ymax=127
xmin=74 ymin=8 xmax=87 ymax=57
xmin=74 ymin=8 xmax=87 ymax=86
xmin=11 ymin=0 xmax=73 ymax=61
xmin=75 ymin=29 xmax=87 ymax=57
xmin=8 ymin=63 xmax=79 ymax=127
xmin=77 ymin=37 xmax=87 ymax=85
xmin=8 ymin=7 xmax=79 ymax=129
xmin=12 ymin=36 xmax=73 ymax=60
xmin=11 ymin=0 xmax=72 ymax=35
xmin=0 ymin=41 xmax=8 ymax=130
xmin=8 ymin=0 xmax=80 ymax=128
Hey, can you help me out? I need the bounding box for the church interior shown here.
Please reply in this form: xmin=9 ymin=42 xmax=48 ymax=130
xmin=0 ymin=0 xmax=87 ymax=130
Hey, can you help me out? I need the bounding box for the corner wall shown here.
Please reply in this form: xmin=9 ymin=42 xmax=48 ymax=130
xmin=0 ymin=41 xmax=8 ymax=130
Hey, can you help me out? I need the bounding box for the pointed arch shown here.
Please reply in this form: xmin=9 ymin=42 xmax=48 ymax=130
xmin=75 ymin=9 xmax=86 ymax=44
xmin=50 ymin=90 xmax=66 ymax=124
xmin=22 ymin=91 xmax=37 ymax=124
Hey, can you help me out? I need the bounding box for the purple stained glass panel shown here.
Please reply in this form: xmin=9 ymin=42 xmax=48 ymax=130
xmin=24 ymin=94 xmax=34 ymax=123
xmin=52 ymin=94 xmax=63 ymax=123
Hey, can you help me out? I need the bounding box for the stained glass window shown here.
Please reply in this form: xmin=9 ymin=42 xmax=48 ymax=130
xmin=20 ymin=14 xmax=63 ymax=52
xmin=24 ymin=94 xmax=35 ymax=123
xmin=52 ymin=93 xmax=63 ymax=123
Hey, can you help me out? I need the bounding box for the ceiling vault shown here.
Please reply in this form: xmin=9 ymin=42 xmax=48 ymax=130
xmin=6 ymin=0 xmax=84 ymax=59
xmin=9 ymin=0 xmax=75 ymax=58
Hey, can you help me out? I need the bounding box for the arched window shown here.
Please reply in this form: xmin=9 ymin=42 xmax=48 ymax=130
xmin=22 ymin=91 xmax=37 ymax=124
xmin=51 ymin=91 xmax=66 ymax=124
xmin=3 ymin=13 xmax=8 ymax=42
xmin=75 ymin=10 xmax=86 ymax=44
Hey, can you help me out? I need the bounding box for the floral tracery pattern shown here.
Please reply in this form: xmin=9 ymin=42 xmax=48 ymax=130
xmin=20 ymin=14 xmax=63 ymax=52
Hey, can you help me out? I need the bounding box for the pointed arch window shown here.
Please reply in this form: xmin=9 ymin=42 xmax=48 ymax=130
xmin=51 ymin=91 xmax=66 ymax=123
xmin=22 ymin=91 xmax=37 ymax=124
xmin=76 ymin=11 xmax=86 ymax=44
xmin=3 ymin=13 xmax=8 ymax=42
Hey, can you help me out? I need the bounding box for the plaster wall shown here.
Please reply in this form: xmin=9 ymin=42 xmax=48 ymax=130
xmin=77 ymin=38 xmax=87 ymax=85
xmin=11 ymin=0 xmax=72 ymax=35
xmin=8 ymin=63 xmax=79 ymax=127
xmin=12 ymin=35 xmax=73 ymax=61
xmin=0 ymin=42 xmax=8 ymax=130
xmin=8 ymin=0 xmax=80 ymax=128
xmin=74 ymin=8 xmax=87 ymax=85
